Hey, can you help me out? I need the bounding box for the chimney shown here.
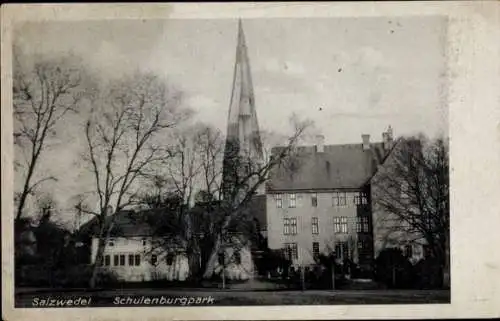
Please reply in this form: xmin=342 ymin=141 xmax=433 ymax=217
xmin=387 ymin=125 xmax=394 ymax=141
xmin=383 ymin=125 xmax=394 ymax=149
xmin=316 ymin=134 xmax=325 ymax=153
xmin=382 ymin=132 xmax=389 ymax=149
xmin=362 ymin=134 xmax=370 ymax=150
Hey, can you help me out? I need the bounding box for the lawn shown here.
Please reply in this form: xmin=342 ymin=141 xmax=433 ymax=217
xmin=15 ymin=287 xmax=450 ymax=307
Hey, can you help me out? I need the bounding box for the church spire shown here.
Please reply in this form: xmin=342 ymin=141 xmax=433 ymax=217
xmin=222 ymin=19 xmax=264 ymax=199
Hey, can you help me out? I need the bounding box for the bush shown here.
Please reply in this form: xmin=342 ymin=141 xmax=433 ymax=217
xmin=15 ymin=263 xmax=122 ymax=288
xmin=254 ymin=249 xmax=292 ymax=278
xmin=414 ymin=257 xmax=444 ymax=289
xmin=374 ymin=248 xmax=416 ymax=289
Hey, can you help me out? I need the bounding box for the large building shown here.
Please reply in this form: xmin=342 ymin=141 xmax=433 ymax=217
xmin=265 ymin=130 xmax=397 ymax=272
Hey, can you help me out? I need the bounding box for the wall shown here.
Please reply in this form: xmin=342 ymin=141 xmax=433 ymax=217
xmin=266 ymin=190 xmax=372 ymax=267
xmin=370 ymin=147 xmax=426 ymax=264
xmin=91 ymin=237 xmax=189 ymax=282
xmin=210 ymin=237 xmax=255 ymax=281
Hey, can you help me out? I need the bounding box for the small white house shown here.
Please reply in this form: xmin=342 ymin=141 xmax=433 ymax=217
xmin=91 ymin=236 xmax=189 ymax=282
xmin=81 ymin=210 xmax=191 ymax=283
xmin=81 ymin=208 xmax=261 ymax=283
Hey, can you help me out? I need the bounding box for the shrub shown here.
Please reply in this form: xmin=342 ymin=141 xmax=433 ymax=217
xmin=374 ymin=248 xmax=415 ymax=289
xmin=414 ymin=257 xmax=444 ymax=289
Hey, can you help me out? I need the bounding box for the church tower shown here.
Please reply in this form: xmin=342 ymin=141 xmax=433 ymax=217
xmin=222 ymin=20 xmax=265 ymax=201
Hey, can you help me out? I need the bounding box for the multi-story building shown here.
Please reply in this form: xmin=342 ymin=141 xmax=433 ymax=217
xmin=265 ymin=131 xmax=395 ymax=272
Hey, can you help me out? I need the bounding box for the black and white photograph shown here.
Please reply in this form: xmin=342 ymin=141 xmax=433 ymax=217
xmin=2 ymin=2 xmax=500 ymax=320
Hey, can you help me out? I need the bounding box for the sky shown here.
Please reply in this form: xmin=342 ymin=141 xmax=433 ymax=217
xmin=13 ymin=17 xmax=449 ymax=225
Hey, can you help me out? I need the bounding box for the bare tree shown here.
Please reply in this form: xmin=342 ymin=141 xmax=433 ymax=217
xmin=131 ymin=117 xmax=312 ymax=281
xmin=132 ymin=123 xmax=224 ymax=279
xmin=78 ymin=71 xmax=188 ymax=287
xmin=13 ymin=49 xmax=90 ymax=221
xmin=200 ymin=115 xmax=313 ymax=279
xmin=372 ymin=134 xmax=450 ymax=285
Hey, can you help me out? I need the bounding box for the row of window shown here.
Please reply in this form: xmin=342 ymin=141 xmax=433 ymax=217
xmin=283 ymin=216 xmax=370 ymax=235
xmin=275 ymin=192 xmax=368 ymax=208
xmin=282 ymin=240 xmax=370 ymax=261
xmin=101 ymin=254 xmax=141 ymax=267
xmin=100 ymin=253 xmax=176 ymax=267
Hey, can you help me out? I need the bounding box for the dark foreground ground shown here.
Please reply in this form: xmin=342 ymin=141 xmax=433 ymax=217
xmin=15 ymin=287 xmax=450 ymax=307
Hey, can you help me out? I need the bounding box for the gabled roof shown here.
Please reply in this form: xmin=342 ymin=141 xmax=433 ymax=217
xmin=77 ymin=208 xmax=182 ymax=239
xmin=76 ymin=196 xmax=267 ymax=239
xmin=267 ymin=142 xmax=391 ymax=192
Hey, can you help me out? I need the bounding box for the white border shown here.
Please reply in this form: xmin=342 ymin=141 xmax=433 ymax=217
xmin=2 ymin=2 xmax=500 ymax=320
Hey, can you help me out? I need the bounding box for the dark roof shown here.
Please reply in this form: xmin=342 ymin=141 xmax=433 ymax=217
xmin=190 ymin=195 xmax=267 ymax=233
xmin=77 ymin=197 xmax=267 ymax=239
xmin=77 ymin=209 xmax=180 ymax=238
xmin=267 ymin=142 xmax=390 ymax=192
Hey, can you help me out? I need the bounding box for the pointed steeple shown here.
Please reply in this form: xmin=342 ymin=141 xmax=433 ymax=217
xmin=222 ymin=20 xmax=264 ymax=199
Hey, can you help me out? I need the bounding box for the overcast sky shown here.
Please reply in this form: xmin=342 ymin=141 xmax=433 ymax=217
xmin=14 ymin=17 xmax=448 ymax=222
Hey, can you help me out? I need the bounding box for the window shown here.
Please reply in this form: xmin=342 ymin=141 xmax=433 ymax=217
xmin=284 ymin=243 xmax=298 ymax=260
xmin=234 ymin=251 xmax=242 ymax=264
xmin=354 ymin=192 xmax=369 ymax=205
xmin=134 ymin=254 xmax=141 ymax=266
xmin=104 ymin=255 xmax=111 ymax=266
xmin=310 ymin=193 xmax=317 ymax=207
xmin=108 ymin=239 xmax=115 ymax=247
xmin=362 ymin=192 xmax=368 ymax=205
xmin=404 ymin=245 xmax=413 ymax=258
xmin=119 ymin=254 xmax=125 ymax=266
xmin=312 ymin=242 xmax=320 ymax=258
xmin=284 ymin=217 xmax=298 ymax=235
xmin=333 ymin=192 xmax=347 ymax=207
xmin=113 ymin=255 xmax=119 ymax=266
xmin=362 ymin=216 xmax=369 ymax=232
xmin=166 ymin=253 xmax=174 ymax=266
xmin=142 ymin=238 xmax=147 ymax=246
xmin=413 ymin=244 xmax=422 ymax=258
xmin=290 ymin=218 xmax=298 ymax=235
xmin=288 ymin=193 xmax=296 ymax=208
xmin=335 ymin=242 xmax=349 ymax=260
xmin=128 ymin=254 xmax=134 ymax=266
xmin=151 ymin=254 xmax=158 ymax=265
xmin=312 ymin=217 xmax=319 ymax=234
xmin=356 ymin=216 xmax=370 ymax=233
xmin=218 ymin=252 xmax=225 ymax=265
xmin=334 ymin=216 xmax=348 ymax=233
xmin=283 ymin=218 xmax=290 ymax=235
xmin=275 ymin=194 xmax=283 ymax=208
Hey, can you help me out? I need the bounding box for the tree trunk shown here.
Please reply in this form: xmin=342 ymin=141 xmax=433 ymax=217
xmin=16 ymin=190 xmax=29 ymax=221
xmin=300 ymin=266 xmax=305 ymax=291
xmin=331 ymin=262 xmax=335 ymax=290
xmin=16 ymin=148 xmax=40 ymax=221
xmin=392 ymin=265 xmax=396 ymax=287
xmin=89 ymin=239 xmax=105 ymax=288
xmin=89 ymin=232 xmax=106 ymax=288
xmin=222 ymin=264 xmax=226 ymax=289
xmin=202 ymin=234 xmax=222 ymax=279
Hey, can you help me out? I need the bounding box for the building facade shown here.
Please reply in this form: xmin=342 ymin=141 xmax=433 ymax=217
xmin=370 ymin=136 xmax=427 ymax=264
xmin=91 ymin=236 xmax=190 ymax=282
xmin=265 ymin=131 xmax=395 ymax=272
